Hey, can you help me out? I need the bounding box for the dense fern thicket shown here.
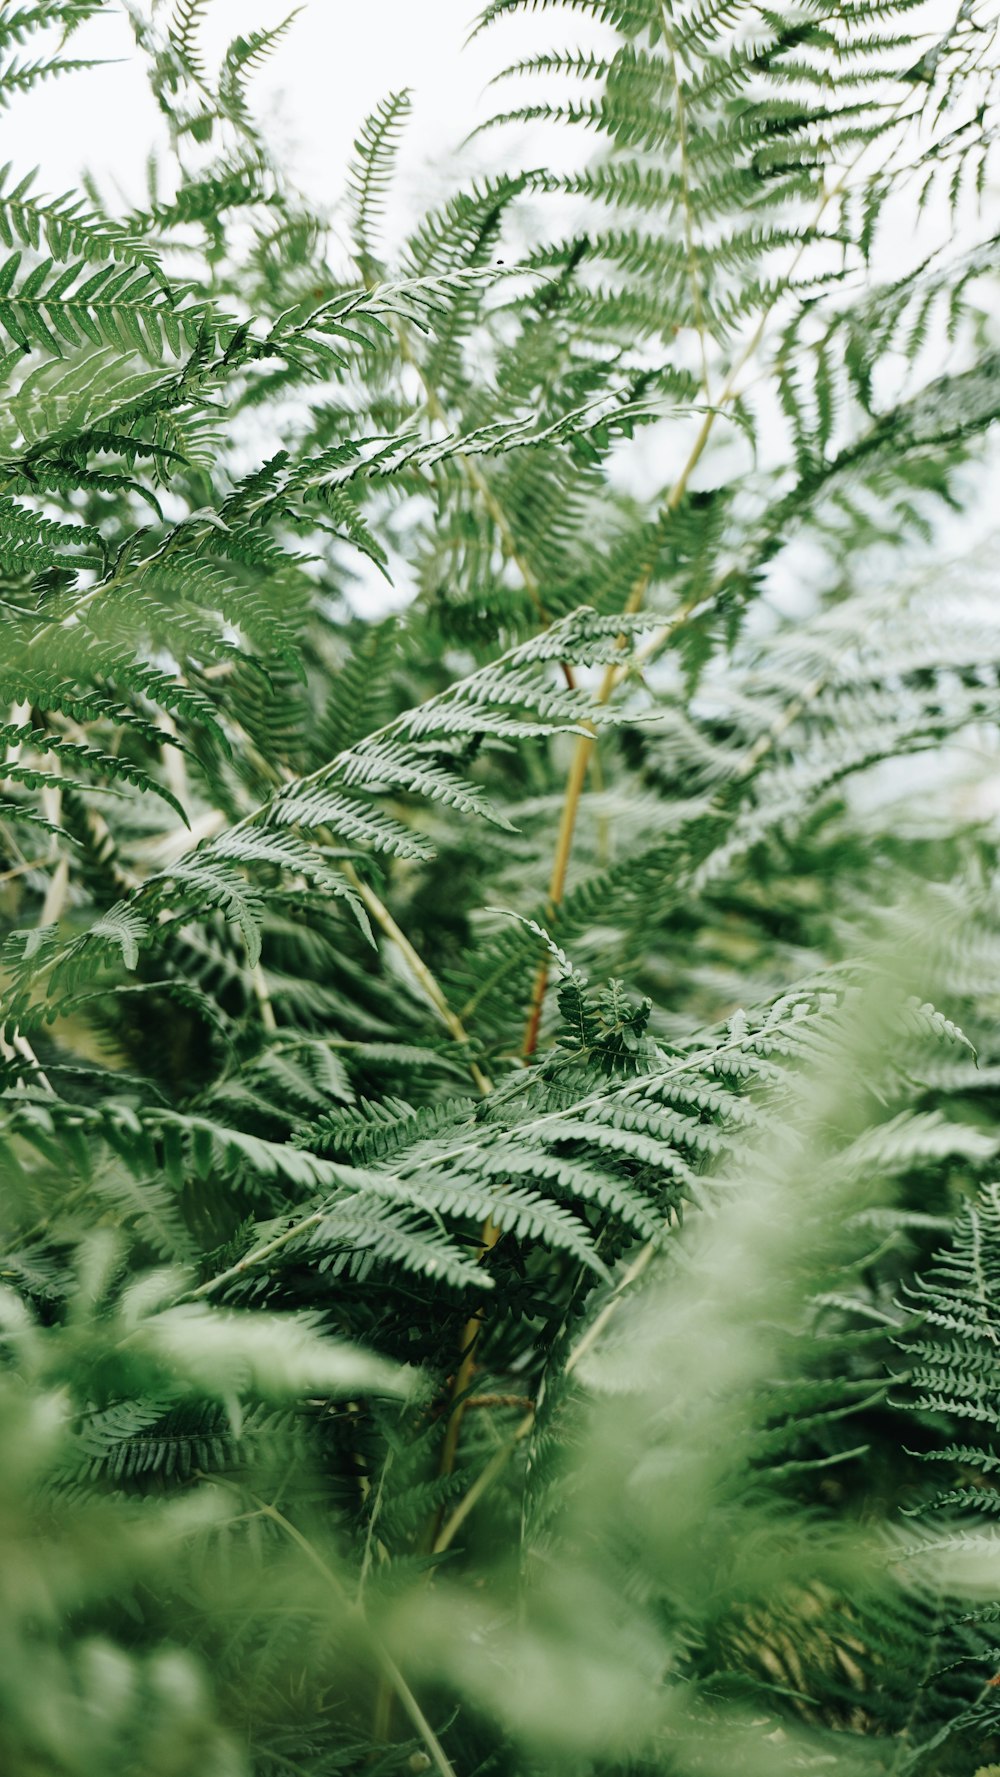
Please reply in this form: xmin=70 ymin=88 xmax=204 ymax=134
xmin=6 ymin=1 xmax=1000 ymax=1772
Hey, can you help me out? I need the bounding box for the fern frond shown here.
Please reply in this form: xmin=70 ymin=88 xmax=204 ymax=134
xmin=347 ymin=90 xmax=413 ymax=267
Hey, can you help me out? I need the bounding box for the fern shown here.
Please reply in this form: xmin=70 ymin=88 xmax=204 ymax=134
xmin=4 ymin=3 xmax=1000 ymax=1775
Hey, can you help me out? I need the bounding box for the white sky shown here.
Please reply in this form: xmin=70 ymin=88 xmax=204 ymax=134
xmin=7 ymin=1 xmax=997 ymax=566
xmin=6 ymin=0 xmax=1000 ymax=810
xmin=6 ymin=2 xmax=989 ymax=347
xmin=5 ymin=1 xmax=607 ymax=231
xmin=5 ymin=2 xmax=998 ymax=528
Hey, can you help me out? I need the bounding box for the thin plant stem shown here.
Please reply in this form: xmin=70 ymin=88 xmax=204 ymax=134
xmin=519 ymin=99 xmax=917 ymax=1057
xmin=248 ymin=1495 xmax=459 ymax=1777
xmin=342 ymin=862 xmax=493 ymax=1096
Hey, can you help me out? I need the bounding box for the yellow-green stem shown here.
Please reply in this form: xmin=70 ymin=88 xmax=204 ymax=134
xmin=516 ymin=108 xmax=913 ymax=1056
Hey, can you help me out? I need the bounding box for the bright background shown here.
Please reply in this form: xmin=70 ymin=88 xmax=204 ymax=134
xmin=5 ymin=1 xmax=610 ymax=237
xmin=6 ymin=0 xmax=1000 ymax=817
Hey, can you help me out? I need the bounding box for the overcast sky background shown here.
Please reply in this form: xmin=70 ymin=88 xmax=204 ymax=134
xmin=6 ymin=1 xmax=608 ymax=233
xmin=9 ymin=2 xmax=989 ymax=266
xmin=6 ymin=3 xmax=996 ymax=541
xmin=6 ymin=1 xmax=1000 ymax=812
xmin=6 ymin=3 xmax=992 ymax=357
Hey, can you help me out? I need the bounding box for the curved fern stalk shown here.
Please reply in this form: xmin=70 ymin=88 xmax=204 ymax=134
xmin=432 ymin=1229 xmax=658 ymax=1556
xmin=239 ymin=1492 xmax=460 ymax=1777
xmin=291 ymin=208 xmax=544 ymax=1487
xmin=520 ymin=81 xmax=923 ymax=1056
xmin=343 ymin=862 xmax=494 ymax=1098
xmin=657 ymin=0 xmax=712 ymax=400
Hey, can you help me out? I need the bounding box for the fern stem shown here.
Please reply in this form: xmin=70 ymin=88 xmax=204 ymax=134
xmin=519 ymin=106 xmax=915 ymax=1055
xmin=341 ymin=859 xmax=499 ymax=1508
xmin=0 ymin=855 xmax=49 ymax=885
xmin=432 ymin=1240 xmax=662 ymax=1554
xmin=522 ymin=721 xmax=596 ymax=1055
xmin=186 ymin=1213 xmax=325 ymax=1301
xmin=434 ymin=1408 xmax=535 ymax=1555
xmin=430 ymin=1280 xmax=499 ymax=1501
xmin=660 ymin=2 xmax=712 ymax=401
xmin=357 ymin=1447 xmax=392 ymax=1602
xmin=563 ymin=1238 xmax=658 ymax=1379
xmin=433 ymin=1220 xmax=672 ymax=1555
xmin=342 ymin=862 xmax=493 ymax=1096
xmin=249 ymin=1496 xmax=458 ymax=1777
xmin=0 ymin=1026 xmax=55 ymax=1092
xmin=250 ymin=959 xmax=278 ymax=1032
xmin=4 ymin=699 xmax=32 ymax=766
